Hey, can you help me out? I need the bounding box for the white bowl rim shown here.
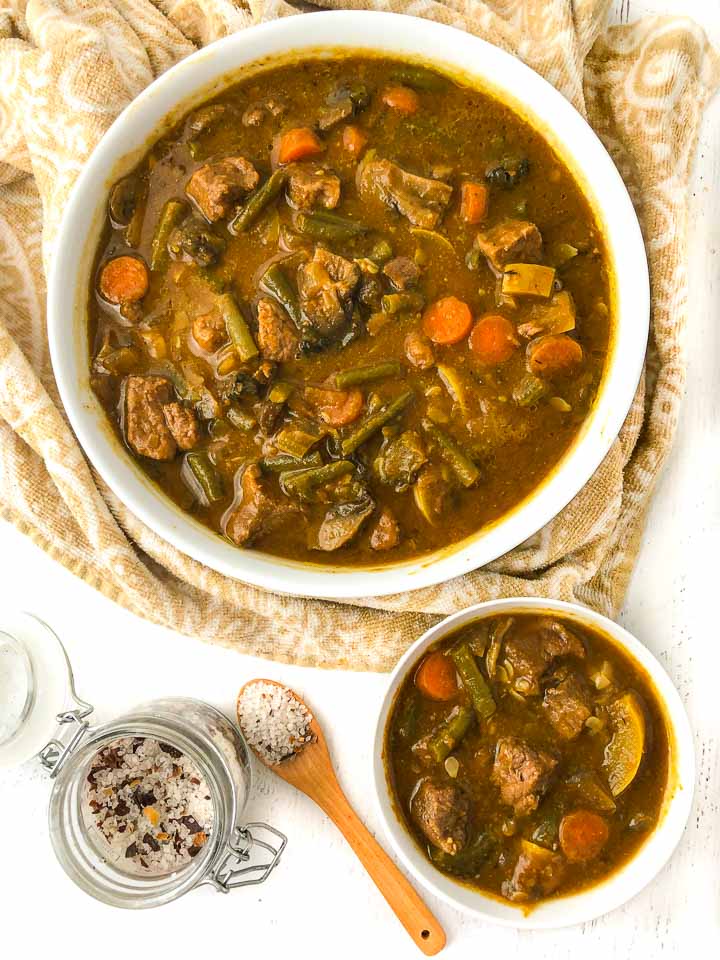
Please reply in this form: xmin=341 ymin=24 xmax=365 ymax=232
xmin=372 ymin=598 xmax=694 ymax=929
xmin=47 ymin=11 xmax=649 ymax=600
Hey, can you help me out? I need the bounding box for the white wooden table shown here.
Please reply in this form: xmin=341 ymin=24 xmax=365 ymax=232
xmin=1 ymin=2 xmax=717 ymax=957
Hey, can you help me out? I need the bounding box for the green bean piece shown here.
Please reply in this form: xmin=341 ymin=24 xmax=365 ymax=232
xmin=153 ymin=361 xmax=197 ymax=402
xmin=226 ymin=404 xmax=257 ymax=431
xmin=229 ymin=168 xmax=287 ymax=234
xmin=150 ymin=199 xmax=187 ymax=272
xmin=219 ymin=293 xmax=258 ymax=362
xmin=391 ymin=65 xmax=448 ymax=92
xmin=426 ymin=705 xmax=474 ymax=763
xmin=341 ymin=390 xmax=414 ymax=456
xmin=334 ymin=361 xmax=402 ymax=390
xmin=422 ymin=421 xmax=479 ymax=488
xmin=279 ymin=460 xmax=354 ymax=501
xmin=449 ymin=642 xmax=496 ymax=720
xmin=381 ymin=292 xmax=425 ymax=315
xmin=186 ymin=451 xmax=224 ymax=503
xmin=295 ymin=210 xmax=368 ymax=241
xmin=261 ymin=451 xmax=323 ymax=474
xmin=369 ymin=239 xmax=393 ymax=264
xmin=261 ymin=262 xmax=301 ymax=327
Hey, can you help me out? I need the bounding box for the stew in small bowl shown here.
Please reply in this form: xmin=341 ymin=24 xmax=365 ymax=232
xmin=373 ymin=599 xmax=693 ymax=927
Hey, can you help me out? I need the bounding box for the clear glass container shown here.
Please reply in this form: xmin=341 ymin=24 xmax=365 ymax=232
xmin=0 ymin=614 xmax=286 ymax=908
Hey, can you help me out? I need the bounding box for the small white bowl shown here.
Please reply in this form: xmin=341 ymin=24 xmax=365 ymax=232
xmin=47 ymin=12 xmax=649 ymax=599
xmin=372 ymin=599 xmax=694 ymax=928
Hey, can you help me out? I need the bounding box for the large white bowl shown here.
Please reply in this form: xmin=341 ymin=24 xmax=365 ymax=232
xmin=372 ymin=599 xmax=694 ymax=928
xmin=48 ymin=12 xmax=649 ymax=599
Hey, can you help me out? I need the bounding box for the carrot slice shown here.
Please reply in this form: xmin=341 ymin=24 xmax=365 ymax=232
xmin=559 ymin=810 xmax=609 ymax=862
xmin=459 ymin=181 xmax=489 ymax=224
xmin=527 ymin=334 xmax=583 ymax=377
xmin=277 ymin=127 xmax=324 ymax=165
xmin=305 ymin=385 xmax=364 ymax=428
xmin=98 ymin=255 xmax=149 ymax=305
xmin=415 ymin=650 xmax=458 ymax=701
xmin=422 ymin=296 xmax=473 ymax=345
xmin=469 ymin=314 xmax=518 ymax=365
xmin=342 ymin=124 xmax=368 ymax=156
xmin=380 ymin=84 xmax=420 ymax=115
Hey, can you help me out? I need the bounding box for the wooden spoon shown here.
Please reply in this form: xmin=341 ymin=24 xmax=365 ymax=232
xmin=237 ymin=679 xmax=446 ymax=956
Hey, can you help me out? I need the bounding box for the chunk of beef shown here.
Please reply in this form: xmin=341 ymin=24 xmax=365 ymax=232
xmin=256 ymin=297 xmax=299 ymax=362
xmin=369 ymin=507 xmax=400 ymax=551
xmin=187 ymin=104 xmax=226 ymax=141
xmin=412 ymin=780 xmax=471 ymax=855
xmin=404 ymin=330 xmax=435 ymax=369
xmin=242 ymin=98 xmax=287 ymax=127
xmin=474 ymin=219 xmax=542 ymax=273
xmin=124 ymin=375 xmax=176 ymax=461
xmin=542 ymin=667 xmax=593 ymax=740
xmin=359 ymin=156 xmax=453 ymax=229
xmin=225 ymin=464 xmax=294 ymax=546
xmin=383 ymin=256 xmax=420 ymax=291
xmin=317 ymin=97 xmax=353 ymax=131
xmin=310 ymin=497 xmax=374 ymax=552
xmin=357 ymin=273 xmax=382 ymax=310
xmin=503 ymin=617 xmax=586 ymax=695
xmin=491 ymin=737 xmax=558 ymax=817
xmin=502 ymin=840 xmax=565 ymax=903
xmin=287 ymin=165 xmax=341 ymax=211
xmin=162 ymin=402 xmax=201 ymax=451
xmin=374 ymin=430 xmax=427 ymax=492
xmin=317 ymin=83 xmax=369 ymax=131
xmin=296 ymin=247 xmax=360 ymax=343
xmin=186 ymin=156 xmax=260 ymax=221
xmin=192 ymin=310 xmax=227 ymax=352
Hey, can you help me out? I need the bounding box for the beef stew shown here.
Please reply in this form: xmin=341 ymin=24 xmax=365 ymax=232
xmin=384 ymin=614 xmax=669 ymax=906
xmin=88 ymin=57 xmax=612 ymax=565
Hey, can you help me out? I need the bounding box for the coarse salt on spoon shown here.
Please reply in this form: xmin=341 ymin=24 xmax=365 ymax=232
xmin=237 ymin=678 xmax=446 ymax=956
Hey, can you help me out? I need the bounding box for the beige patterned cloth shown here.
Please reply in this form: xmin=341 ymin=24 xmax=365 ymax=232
xmin=0 ymin=0 xmax=717 ymax=670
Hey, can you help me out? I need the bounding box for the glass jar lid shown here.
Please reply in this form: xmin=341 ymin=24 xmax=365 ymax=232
xmin=0 ymin=612 xmax=89 ymax=768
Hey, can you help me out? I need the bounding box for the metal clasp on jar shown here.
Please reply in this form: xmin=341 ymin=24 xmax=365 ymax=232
xmin=207 ymin=823 xmax=287 ymax=892
xmin=39 ymin=690 xmax=94 ymax=778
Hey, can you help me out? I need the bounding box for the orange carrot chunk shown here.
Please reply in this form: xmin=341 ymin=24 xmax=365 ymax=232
xmin=305 ymin=385 xmax=364 ymax=428
xmin=277 ymin=127 xmax=324 ymax=165
xmin=415 ymin=650 xmax=459 ymax=701
xmin=422 ymin=296 xmax=473 ymax=345
xmin=342 ymin=124 xmax=368 ymax=156
xmin=469 ymin=314 xmax=518 ymax=365
xmin=459 ymin=181 xmax=489 ymax=224
xmin=527 ymin=334 xmax=583 ymax=377
xmin=380 ymin=84 xmax=420 ymax=115
xmin=98 ymin=255 xmax=149 ymax=305
xmin=559 ymin=810 xmax=610 ymax=863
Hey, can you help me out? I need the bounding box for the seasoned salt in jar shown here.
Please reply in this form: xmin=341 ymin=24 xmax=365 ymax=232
xmin=0 ymin=613 xmax=285 ymax=908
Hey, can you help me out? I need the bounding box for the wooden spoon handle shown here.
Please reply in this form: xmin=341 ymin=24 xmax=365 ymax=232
xmin=318 ymin=783 xmax=446 ymax=955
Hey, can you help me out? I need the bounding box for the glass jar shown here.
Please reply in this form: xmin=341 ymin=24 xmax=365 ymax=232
xmin=0 ymin=614 xmax=285 ymax=908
